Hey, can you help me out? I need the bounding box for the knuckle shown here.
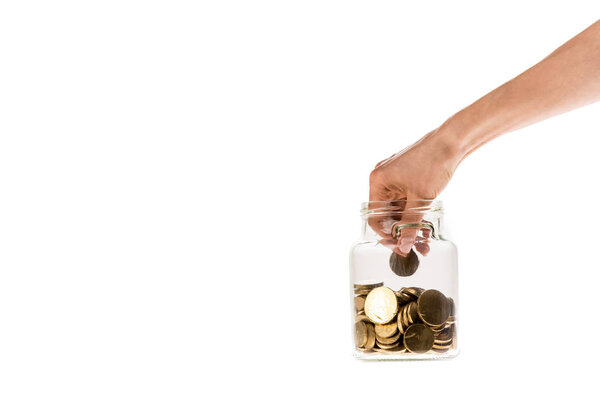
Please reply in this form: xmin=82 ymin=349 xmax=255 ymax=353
xmin=369 ymin=168 xmax=382 ymax=184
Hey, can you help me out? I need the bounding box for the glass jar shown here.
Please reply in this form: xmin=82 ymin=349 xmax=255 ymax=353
xmin=350 ymin=200 xmax=458 ymax=360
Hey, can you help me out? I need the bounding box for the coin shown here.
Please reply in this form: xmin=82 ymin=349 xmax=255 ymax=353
xmin=354 ymin=289 xmax=372 ymax=296
xmin=353 ymin=282 xmax=384 ymax=290
xmin=407 ymin=301 xmax=419 ymax=324
xmin=355 ymin=321 xmax=368 ymax=348
xmin=354 ymin=296 xmax=366 ymax=312
xmin=375 ymin=321 xmax=398 ymax=338
xmin=397 ymin=301 xmax=415 ymax=327
xmin=395 ymin=340 xmax=406 ymax=352
xmin=432 ymin=344 xmax=451 ymax=353
xmin=376 ymin=330 xmax=401 ymax=345
xmin=395 ymin=290 xmax=414 ymax=305
xmin=356 ymin=313 xmax=371 ymax=323
xmin=432 ymin=335 xmax=453 ymax=349
xmin=432 ymin=348 xmax=449 ymax=353
xmin=399 ymin=305 xmax=407 ymax=329
xmin=376 ymin=340 xmax=402 ymax=349
xmin=364 ymin=286 xmax=398 ymax=324
xmin=436 ymin=325 xmax=455 ymax=342
xmin=448 ymin=297 xmax=456 ymax=316
xmin=405 ymin=287 xmax=424 ymax=298
xmin=389 ymin=249 xmax=420 ymax=277
xmin=396 ymin=287 xmax=424 ymax=304
xmin=403 ymin=323 xmax=435 ymax=354
xmin=431 ymin=325 xmax=445 ymax=335
xmin=374 ymin=339 xmax=406 ymax=353
xmin=402 ymin=304 xmax=410 ymax=326
xmin=417 ymin=289 xmax=451 ymax=327
xmin=364 ymin=323 xmax=376 ymax=350
xmin=397 ymin=313 xmax=405 ymax=334
xmin=400 ymin=304 xmax=411 ymax=331
xmin=433 ymin=337 xmax=453 ymax=346
xmin=373 ymin=346 xmax=406 ymax=354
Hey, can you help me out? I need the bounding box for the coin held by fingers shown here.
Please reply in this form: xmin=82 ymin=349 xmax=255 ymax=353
xmin=388 ymin=222 xmax=432 ymax=276
xmin=389 ymin=249 xmax=420 ymax=276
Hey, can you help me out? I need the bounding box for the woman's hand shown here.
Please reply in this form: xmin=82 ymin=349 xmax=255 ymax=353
xmin=368 ymin=126 xmax=460 ymax=256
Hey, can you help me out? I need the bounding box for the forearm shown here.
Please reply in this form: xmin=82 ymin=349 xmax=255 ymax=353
xmin=439 ymin=19 xmax=600 ymax=162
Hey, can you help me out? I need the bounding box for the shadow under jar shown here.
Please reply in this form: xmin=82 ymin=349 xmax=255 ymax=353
xmin=350 ymin=200 xmax=458 ymax=360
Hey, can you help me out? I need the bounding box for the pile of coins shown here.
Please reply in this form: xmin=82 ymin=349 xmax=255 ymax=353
xmin=354 ymin=282 xmax=456 ymax=354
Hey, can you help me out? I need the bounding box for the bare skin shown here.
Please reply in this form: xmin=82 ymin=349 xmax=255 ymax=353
xmin=370 ymin=19 xmax=600 ymax=256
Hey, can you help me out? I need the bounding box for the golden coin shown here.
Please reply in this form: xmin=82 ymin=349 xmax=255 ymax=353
xmin=399 ymin=305 xmax=406 ymax=326
xmin=374 ymin=339 xmax=405 ymax=353
xmin=396 ymin=292 xmax=413 ymax=305
xmin=399 ymin=302 xmax=415 ymax=322
xmin=355 ymin=321 xmax=368 ymax=348
xmin=408 ymin=302 xmax=420 ymax=324
xmin=376 ymin=340 xmax=401 ymax=349
xmin=436 ymin=325 xmax=455 ymax=341
xmin=353 ymin=282 xmax=383 ymax=291
xmin=432 ymin=347 xmax=450 ymax=353
xmin=376 ymin=330 xmax=401 ymax=345
xmin=354 ymin=295 xmax=366 ymax=312
xmin=448 ymin=297 xmax=456 ymax=316
xmin=397 ymin=314 xmax=405 ymax=334
xmin=364 ymin=323 xmax=376 ymax=350
xmin=373 ymin=346 xmax=405 ymax=354
xmin=434 ymin=337 xmax=453 ymax=346
xmin=431 ymin=324 xmax=445 ymax=334
xmin=403 ymin=324 xmax=435 ymax=354
xmin=417 ymin=289 xmax=451 ymax=327
xmin=398 ymin=307 xmax=406 ymax=330
xmin=364 ymin=286 xmax=398 ymax=324
xmin=397 ymin=306 xmax=404 ymax=327
xmin=405 ymin=287 xmax=424 ymax=298
xmin=396 ymin=340 xmax=406 ymax=351
xmin=402 ymin=304 xmax=411 ymax=327
xmin=356 ymin=314 xmax=371 ymax=323
xmin=375 ymin=321 xmax=398 ymax=338
xmin=395 ymin=288 xmax=413 ymax=304
xmin=354 ymin=289 xmax=372 ymax=296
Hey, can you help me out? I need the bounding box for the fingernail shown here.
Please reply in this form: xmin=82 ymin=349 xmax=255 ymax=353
xmin=399 ymin=237 xmax=413 ymax=255
xmin=393 ymin=247 xmax=407 ymax=257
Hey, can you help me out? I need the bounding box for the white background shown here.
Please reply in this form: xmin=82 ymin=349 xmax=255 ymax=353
xmin=1 ymin=1 xmax=600 ymax=398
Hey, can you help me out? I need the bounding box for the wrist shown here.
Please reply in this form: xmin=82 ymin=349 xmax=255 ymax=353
xmin=425 ymin=115 xmax=471 ymax=169
xmin=433 ymin=105 xmax=490 ymax=165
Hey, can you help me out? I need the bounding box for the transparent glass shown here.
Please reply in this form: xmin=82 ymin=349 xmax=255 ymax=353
xmin=350 ymin=200 xmax=458 ymax=360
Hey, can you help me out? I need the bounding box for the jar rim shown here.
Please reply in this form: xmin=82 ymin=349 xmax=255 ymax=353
xmin=360 ymin=199 xmax=443 ymax=216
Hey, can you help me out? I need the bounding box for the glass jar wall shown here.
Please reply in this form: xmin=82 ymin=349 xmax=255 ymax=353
xmin=350 ymin=200 xmax=458 ymax=360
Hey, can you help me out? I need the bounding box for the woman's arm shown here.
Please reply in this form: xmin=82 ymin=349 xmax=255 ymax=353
xmin=439 ymin=19 xmax=600 ymax=161
xmin=370 ymin=19 xmax=600 ymax=256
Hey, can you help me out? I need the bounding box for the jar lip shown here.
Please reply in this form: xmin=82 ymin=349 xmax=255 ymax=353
xmin=360 ymin=199 xmax=443 ymax=216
